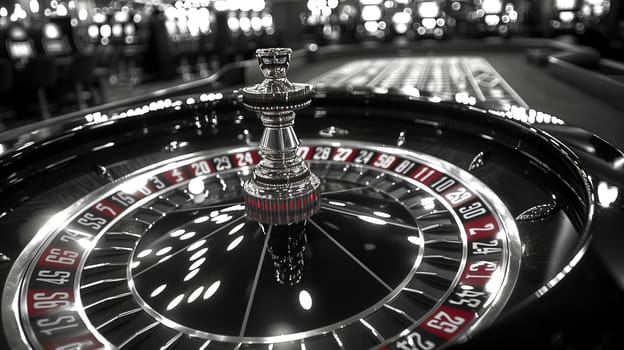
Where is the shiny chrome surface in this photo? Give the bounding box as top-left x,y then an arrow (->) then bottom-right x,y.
242,48 -> 321,225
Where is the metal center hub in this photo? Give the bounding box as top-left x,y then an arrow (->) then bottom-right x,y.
242,48 -> 321,225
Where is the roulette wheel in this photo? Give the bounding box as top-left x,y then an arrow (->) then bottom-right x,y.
0,47 -> 623,350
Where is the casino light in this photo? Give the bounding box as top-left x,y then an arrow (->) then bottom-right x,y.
401,86 -> 420,97
251,0 -> 265,12
100,24 -> 111,38
493,104 -> 565,125
166,294 -> 185,311
559,11 -> 575,22
44,24 -> 61,39
393,22 -> 409,34
407,236 -> 422,245
227,16 -> 240,31
164,5 -> 176,20
93,12 -> 106,23
418,1 -> 439,18
190,248 -> 208,262
176,11 -> 189,34
189,257 -> 206,271
150,284 -> 167,298
392,10 -> 411,24
261,14 -> 273,28
240,0 -> 252,11
194,216 -> 210,223
112,24 -> 123,37
392,10 -> 412,33
198,7 -> 210,33
228,222 -> 245,235
124,23 -> 135,36
361,5 -> 382,21
358,215 -> 387,225
10,4 -> 27,21
364,20 -> 379,32
187,287 -> 204,303
171,229 -> 186,237
212,213 -> 233,224
455,92 -> 476,105
118,175 -> 150,195
597,181 -> 619,208
188,237 -> 207,251
422,17 -> 436,29
156,247 -> 172,256
299,290 -> 313,310
226,235 -> 244,251
78,8 -> 88,21
338,4 -> 356,22
137,249 -> 152,258
251,16 -> 262,32
226,0 -> 240,11
374,211 -> 391,218
484,14 -> 500,26
239,16 -> 251,33
587,0 -> 608,16
114,10 -> 129,23
186,9 -> 201,36
180,231 -> 197,240
56,3 -> 67,16
29,0 -> 39,14
555,0 -> 577,10
203,281 -> 221,300
214,0 -> 227,11
482,0 -> 503,14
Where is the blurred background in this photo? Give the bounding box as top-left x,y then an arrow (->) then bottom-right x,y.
0,0 -> 621,130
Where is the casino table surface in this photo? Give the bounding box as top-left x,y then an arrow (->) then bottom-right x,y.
261,39 -> 624,152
